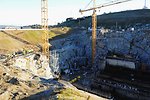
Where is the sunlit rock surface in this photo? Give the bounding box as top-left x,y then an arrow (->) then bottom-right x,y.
14,54 -> 53,79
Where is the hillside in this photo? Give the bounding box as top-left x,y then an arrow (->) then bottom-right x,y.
0,31 -> 25,53
0,28 -> 107,100
0,28 -> 70,54
59,9 -> 150,27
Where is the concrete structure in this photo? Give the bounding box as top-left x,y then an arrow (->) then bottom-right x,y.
106,57 -> 136,69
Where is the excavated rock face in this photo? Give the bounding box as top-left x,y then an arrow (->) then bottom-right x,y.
50,30 -> 92,74
96,24 -> 150,70
13,54 -> 53,79
50,24 -> 150,72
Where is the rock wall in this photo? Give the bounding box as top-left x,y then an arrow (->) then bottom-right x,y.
50,24 -> 150,72
50,30 -> 91,74
13,54 -> 53,79
96,24 -> 150,70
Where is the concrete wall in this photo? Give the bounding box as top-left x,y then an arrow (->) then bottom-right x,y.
106,58 -> 135,69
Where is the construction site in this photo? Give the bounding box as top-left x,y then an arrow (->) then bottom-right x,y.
1,0 -> 150,100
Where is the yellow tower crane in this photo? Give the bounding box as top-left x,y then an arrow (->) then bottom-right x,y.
41,0 -> 49,57
79,0 -> 132,65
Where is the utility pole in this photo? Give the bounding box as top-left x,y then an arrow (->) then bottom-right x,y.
41,0 -> 49,57
116,22 -> 118,31
143,0 -> 147,9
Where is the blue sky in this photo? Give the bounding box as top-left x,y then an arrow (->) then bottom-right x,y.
0,0 -> 149,25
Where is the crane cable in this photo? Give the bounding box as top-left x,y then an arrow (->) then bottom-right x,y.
97,0 -> 133,7
84,0 -> 93,9
80,0 -> 133,13
84,0 -> 131,10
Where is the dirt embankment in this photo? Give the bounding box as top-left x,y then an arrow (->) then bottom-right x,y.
0,30 -> 58,54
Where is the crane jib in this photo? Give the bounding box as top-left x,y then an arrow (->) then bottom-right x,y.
79,0 -> 133,13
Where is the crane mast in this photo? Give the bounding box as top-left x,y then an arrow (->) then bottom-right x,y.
92,0 -> 97,64
41,0 -> 49,57
79,0 -> 132,65
41,0 -> 48,29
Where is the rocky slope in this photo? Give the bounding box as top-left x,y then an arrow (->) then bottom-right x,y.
59,9 -> 150,27
0,28 -> 107,100
0,61 -> 106,100
0,61 -> 63,100
50,24 -> 150,72
96,24 -> 150,69
50,29 -> 91,74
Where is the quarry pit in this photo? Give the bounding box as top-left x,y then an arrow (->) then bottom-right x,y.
1,9 -> 150,100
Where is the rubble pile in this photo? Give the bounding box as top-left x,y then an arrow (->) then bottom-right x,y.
13,54 -> 53,79
0,62 -> 63,100
0,52 -> 62,99
0,62 -> 106,100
